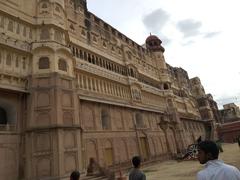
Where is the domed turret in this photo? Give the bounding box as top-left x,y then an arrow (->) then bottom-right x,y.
145,34 -> 165,52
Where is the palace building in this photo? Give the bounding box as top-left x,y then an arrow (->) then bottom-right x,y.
0,0 -> 220,179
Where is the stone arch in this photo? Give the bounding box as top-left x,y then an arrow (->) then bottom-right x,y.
101,108 -> 110,130
168,128 -> 177,154
163,83 -> 169,90
118,138 -> 128,163
135,112 -> 143,127
129,138 -> 139,157
39,57 -> 50,69
86,140 -> 98,165
56,48 -> 73,58
103,139 -> 114,166
160,135 -> 167,153
32,46 -> 55,54
149,137 -> 156,157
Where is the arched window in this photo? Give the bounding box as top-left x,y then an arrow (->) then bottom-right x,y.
39,57 -> 50,69
130,68 -> 134,77
58,59 -> 67,71
42,3 -> 48,9
40,1 -> 49,14
135,112 -> 144,128
40,28 -> 50,40
101,109 -> 110,130
7,20 -> 13,32
163,83 -> 169,90
6,54 -> 12,66
0,107 -> 7,124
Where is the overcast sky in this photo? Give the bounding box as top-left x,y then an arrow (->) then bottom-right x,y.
87,0 -> 240,108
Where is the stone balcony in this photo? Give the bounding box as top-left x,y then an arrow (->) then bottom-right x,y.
0,32 -> 31,52
0,72 -> 28,92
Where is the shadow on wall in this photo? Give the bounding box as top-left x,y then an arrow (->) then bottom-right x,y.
0,99 -> 17,124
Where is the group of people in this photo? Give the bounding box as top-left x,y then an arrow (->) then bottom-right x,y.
69,140 -> 240,180
129,140 -> 240,180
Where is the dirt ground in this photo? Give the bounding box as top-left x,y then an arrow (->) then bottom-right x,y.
142,143 -> 240,180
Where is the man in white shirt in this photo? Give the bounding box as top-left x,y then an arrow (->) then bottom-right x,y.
197,140 -> 240,180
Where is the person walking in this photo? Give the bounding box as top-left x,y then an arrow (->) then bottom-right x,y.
237,136 -> 240,148
70,170 -> 80,180
129,156 -> 146,180
197,140 -> 240,180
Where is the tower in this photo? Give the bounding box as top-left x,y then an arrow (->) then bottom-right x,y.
145,34 -> 170,89
24,0 -> 81,179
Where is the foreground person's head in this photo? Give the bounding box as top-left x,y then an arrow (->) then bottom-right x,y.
70,170 -> 80,180
198,140 -> 219,164
132,156 -> 142,168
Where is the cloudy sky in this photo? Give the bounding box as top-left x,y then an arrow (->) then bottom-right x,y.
87,0 -> 240,108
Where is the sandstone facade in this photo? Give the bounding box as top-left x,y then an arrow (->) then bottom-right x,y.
0,0 -> 220,179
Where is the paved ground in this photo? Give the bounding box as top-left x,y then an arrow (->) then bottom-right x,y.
142,143 -> 240,180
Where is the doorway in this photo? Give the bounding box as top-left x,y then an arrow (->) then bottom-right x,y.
140,137 -> 149,161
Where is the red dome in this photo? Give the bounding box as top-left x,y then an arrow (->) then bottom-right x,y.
145,34 -> 164,52
146,35 -> 162,43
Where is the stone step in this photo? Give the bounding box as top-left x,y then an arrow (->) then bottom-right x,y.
81,175 -> 108,180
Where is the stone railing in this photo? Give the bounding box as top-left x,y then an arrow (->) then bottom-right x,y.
0,33 -> 31,52
76,61 -> 128,84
